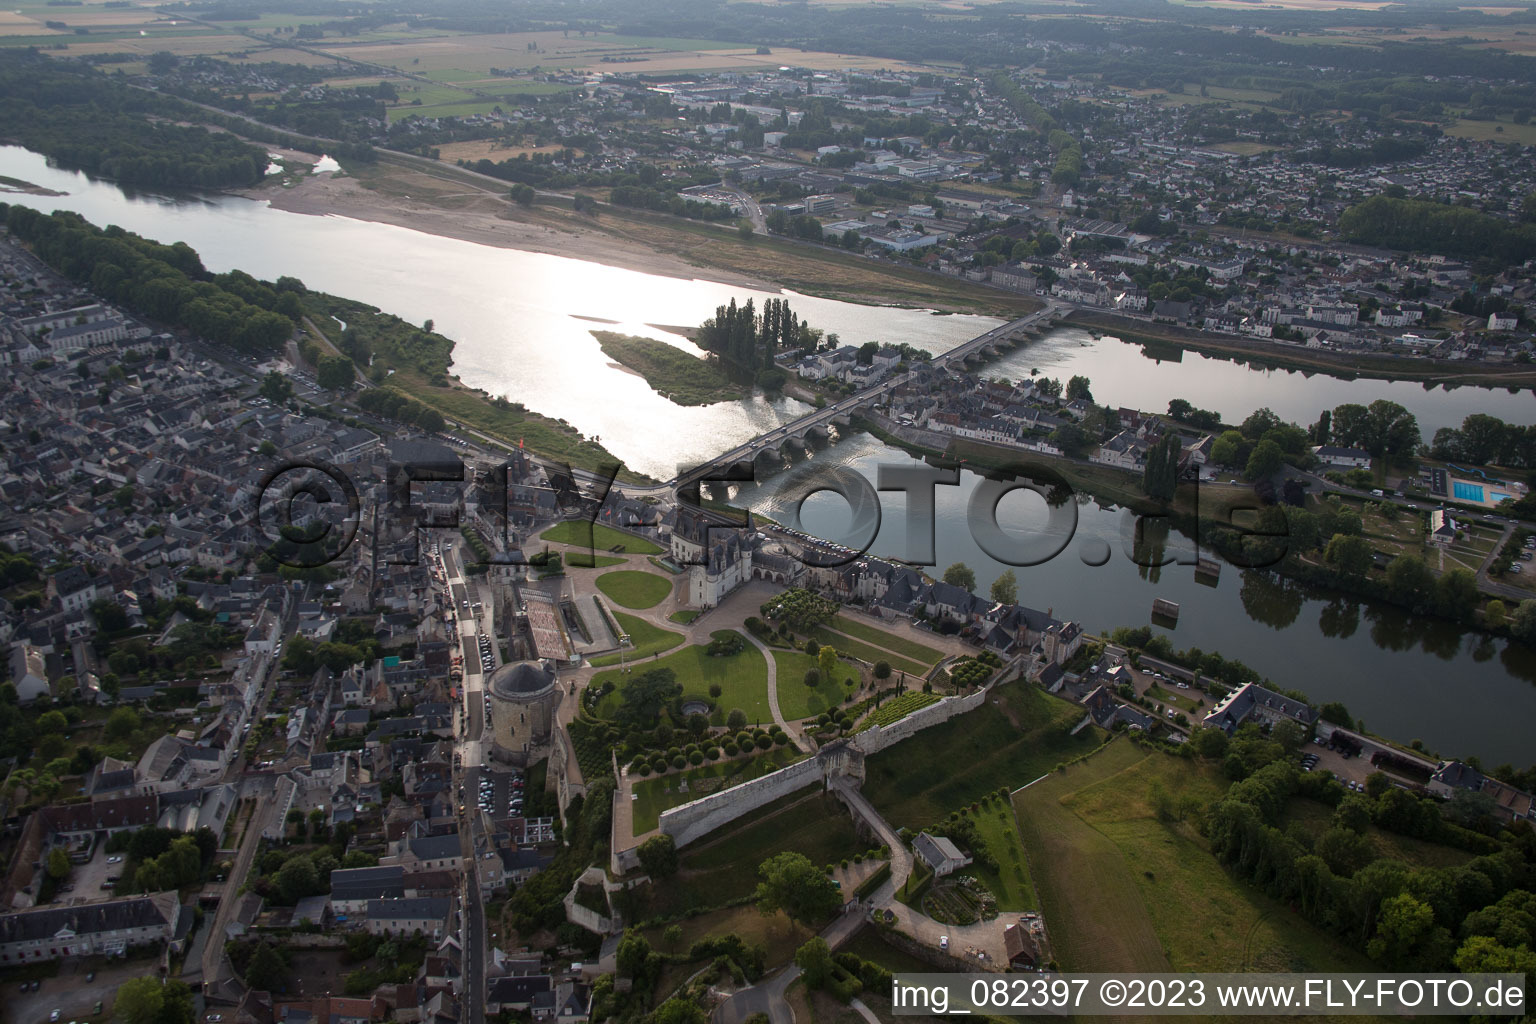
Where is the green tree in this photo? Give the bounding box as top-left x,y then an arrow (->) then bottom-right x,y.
1385,554 -> 1435,605
650,998 -> 708,1024
794,937 -> 835,989
258,370 -> 293,403
275,854 -> 320,904
817,645 -> 839,683
36,710 -> 67,734
637,834 -> 678,878
1433,568 -> 1479,619
1366,893 -> 1435,967
942,563 -> 976,591
1065,375 -> 1093,401
115,977 -> 165,1024
1244,438 -> 1285,481
754,851 -> 842,925
244,941 -> 288,991
46,846 -> 70,880
1323,534 -> 1374,580
1485,599 -> 1507,628
989,570 -> 1017,606
316,354 -> 354,390
872,660 -> 891,681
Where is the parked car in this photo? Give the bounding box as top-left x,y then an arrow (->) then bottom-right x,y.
939,936 -> 949,951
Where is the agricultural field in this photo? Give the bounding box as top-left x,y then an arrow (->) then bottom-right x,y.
862,682 -> 1102,828
630,745 -> 804,833
595,569 -> 673,610
592,630 -> 771,723
772,649 -> 862,721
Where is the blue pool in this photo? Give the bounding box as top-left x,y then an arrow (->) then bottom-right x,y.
1453,481 -> 1485,502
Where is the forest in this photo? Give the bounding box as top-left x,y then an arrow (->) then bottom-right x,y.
1339,195 -> 1536,264
0,53 -> 268,190
1,205 -> 298,354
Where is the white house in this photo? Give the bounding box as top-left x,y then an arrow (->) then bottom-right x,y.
913,832 -> 972,878
1311,445 -> 1371,470
7,644 -> 49,703
1429,509 -> 1457,546
1489,313 -> 1519,332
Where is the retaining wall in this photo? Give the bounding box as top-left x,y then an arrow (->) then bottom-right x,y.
655,688 -> 989,850
854,688 -> 988,755
658,755 -> 825,848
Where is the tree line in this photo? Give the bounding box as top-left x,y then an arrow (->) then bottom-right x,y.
697,297 -> 809,375
1339,194 -> 1536,265
0,206 -> 297,355
0,52 -> 268,190
1202,751 -> 1536,976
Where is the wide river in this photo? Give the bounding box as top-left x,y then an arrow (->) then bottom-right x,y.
3,146 -> 1533,764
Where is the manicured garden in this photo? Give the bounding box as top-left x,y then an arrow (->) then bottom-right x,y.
595,569 -> 673,609
828,613 -> 943,664
861,690 -> 938,729
630,746 -> 804,833
772,649 -> 860,720
593,630 -> 770,723
589,611 -> 683,665
540,520 -> 662,554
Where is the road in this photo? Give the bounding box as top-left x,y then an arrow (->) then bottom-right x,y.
714,781 -> 912,1024
436,538 -> 487,1024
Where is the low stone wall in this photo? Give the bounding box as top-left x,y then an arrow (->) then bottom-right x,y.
853,688 -> 988,756
658,755 -> 825,848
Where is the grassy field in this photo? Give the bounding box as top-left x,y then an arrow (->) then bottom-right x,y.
593,631 -> 770,723
592,331 -> 744,406
966,801 -> 1037,912
679,790 -> 865,899
595,569 -> 673,609
863,683 -> 1102,828
668,609 -> 700,624
540,521 -> 662,554
827,614 -> 944,664
1445,116 -> 1536,147
387,367 -> 636,479
630,746 -> 804,833
807,626 -> 929,678
1018,742 -> 1375,974
588,611 -> 682,666
772,649 -> 861,720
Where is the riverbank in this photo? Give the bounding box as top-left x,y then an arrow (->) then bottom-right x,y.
591,331 -> 746,407
846,413 -> 1520,638
1065,309 -> 1536,389
251,157 -> 1039,318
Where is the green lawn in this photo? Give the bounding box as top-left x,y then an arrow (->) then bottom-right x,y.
593,631 -> 770,724
773,650 -> 860,720
565,552 -> 625,568
1010,741 -> 1376,975
828,614 -> 943,664
589,611 -> 682,665
631,746 -> 804,833
541,520 -> 663,554
668,609 -> 700,624
862,683 -> 1102,829
807,626 -> 929,678
967,802 -> 1037,912
595,570 -> 673,609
